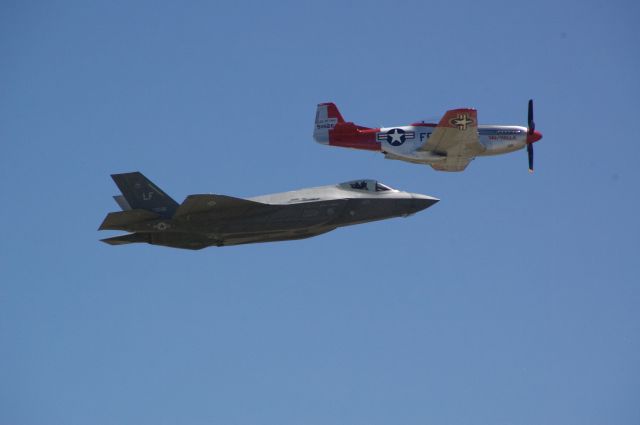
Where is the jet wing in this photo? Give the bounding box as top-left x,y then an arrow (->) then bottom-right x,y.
173,194 -> 270,218
101,232 -> 213,250
418,108 -> 485,172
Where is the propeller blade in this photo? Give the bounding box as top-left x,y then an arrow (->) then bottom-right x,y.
528,99 -> 535,134
527,143 -> 534,173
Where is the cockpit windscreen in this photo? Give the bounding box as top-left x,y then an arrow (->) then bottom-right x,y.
340,180 -> 394,192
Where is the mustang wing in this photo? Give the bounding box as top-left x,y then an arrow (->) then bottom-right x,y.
418,108 -> 485,172
429,157 -> 473,172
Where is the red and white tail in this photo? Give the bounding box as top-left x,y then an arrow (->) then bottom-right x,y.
313,102 -> 345,144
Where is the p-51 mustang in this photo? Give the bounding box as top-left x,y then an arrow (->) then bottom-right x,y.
99,172 -> 438,250
314,100 -> 543,172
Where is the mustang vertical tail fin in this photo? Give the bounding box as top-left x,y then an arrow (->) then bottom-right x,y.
111,172 -> 179,217
313,102 -> 346,144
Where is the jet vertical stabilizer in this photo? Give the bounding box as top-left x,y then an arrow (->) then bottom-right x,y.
111,172 -> 179,217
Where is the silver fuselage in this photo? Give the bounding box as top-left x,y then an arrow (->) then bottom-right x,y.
378,125 -> 528,161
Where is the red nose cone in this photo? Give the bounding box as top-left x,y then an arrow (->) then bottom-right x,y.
527,130 -> 543,144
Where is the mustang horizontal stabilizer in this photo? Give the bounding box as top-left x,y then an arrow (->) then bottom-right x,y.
173,194 -> 269,218
99,209 -> 160,230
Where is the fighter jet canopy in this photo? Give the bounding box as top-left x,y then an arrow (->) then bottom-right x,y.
339,179 -> 395,192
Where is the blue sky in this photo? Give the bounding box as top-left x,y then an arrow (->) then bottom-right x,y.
1,0 -> 639,424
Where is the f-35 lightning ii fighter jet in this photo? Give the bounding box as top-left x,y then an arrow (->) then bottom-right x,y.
99,172 -> 439,250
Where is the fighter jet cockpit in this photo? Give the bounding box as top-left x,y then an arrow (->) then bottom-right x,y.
339,179 -> 395,193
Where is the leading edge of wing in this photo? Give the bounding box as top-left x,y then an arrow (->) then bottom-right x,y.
173,194 -> 270,218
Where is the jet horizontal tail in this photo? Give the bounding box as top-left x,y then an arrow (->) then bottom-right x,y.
98,209 -> 160,231
101,233 -> 150,245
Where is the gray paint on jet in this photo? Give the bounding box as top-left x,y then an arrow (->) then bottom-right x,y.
99,172 -> 439,250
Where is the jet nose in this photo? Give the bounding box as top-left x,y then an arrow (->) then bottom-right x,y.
527,130 -> 543,143
411,194 -> 440,213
